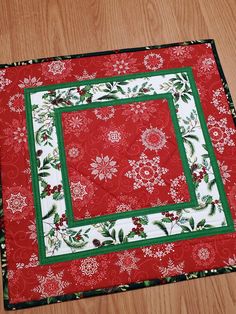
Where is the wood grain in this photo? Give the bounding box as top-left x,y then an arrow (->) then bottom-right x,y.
0,0 -> 236,313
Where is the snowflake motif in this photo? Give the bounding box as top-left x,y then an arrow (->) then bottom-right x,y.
70,181 -> 87,200
6,192 -> 27,214
144,53 -> 164,70
66,143 -> 84,162
218,161 -> 231,184
1,118 -> 27,153
159,259 -> 184,277
169,174 -> 189,203
18,76 -> 43,88
224,255 -> 236,266
125,153 -> 168,193
150,198 -> 168,207
75,69 -> 97,81
8,93 -> 25,113
192,243 -> 216,267
42,60 -> 72,81
0,69 -> 11,92
33,268 -> 69,298
197,56 -> 216,76
142,243 -> 175,260
103,53 -> 138,75
27,221 -> 37,244
211,87 -> 231,114
141,127 -> 167,151
63,111 -> 91,135
100,124 -> 128,149
107,194 -> 139,213
90,155 -> 118,181
80,257 -> 99,276
18,254 -> 39,269
94,106 -> 115,121
115,251 -> 140,275
169,46 -> 193,63
121,101 -> 157,123
207,115 -> 236,153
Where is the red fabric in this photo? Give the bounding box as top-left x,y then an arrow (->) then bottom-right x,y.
61,99 -> 190,220
0,43 -> 236,304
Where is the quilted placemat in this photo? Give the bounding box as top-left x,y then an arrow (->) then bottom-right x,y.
0,39 -> 236,310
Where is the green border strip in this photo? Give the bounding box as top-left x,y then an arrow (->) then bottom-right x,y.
24,67 -> 234,265
55,93 -> 197,227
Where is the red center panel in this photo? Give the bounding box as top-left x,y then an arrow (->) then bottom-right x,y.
61,99 -> 190,220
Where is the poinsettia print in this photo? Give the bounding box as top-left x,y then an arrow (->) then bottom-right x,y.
41,60 -> 72,81
159,259 -> 185,277
0,69 -> 11,92
32,268 -> 69,298
103,53 -> 138,75
4,185 -> 33,222
125,153 -> 168,193
8,94 -> 25,113
115,251 -> 140,275
211,87 -> 231,114
141,127 -> 167,151
192,243 -> 216,267
143,53 -> 164,70
93,106 -> 115,121
121,101 -> 157,123
90,155 -> 118,181
18,76 -> 43,88
207,115 -> 236,153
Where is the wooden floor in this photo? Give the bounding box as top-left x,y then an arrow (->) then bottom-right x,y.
0,0 -> 236,313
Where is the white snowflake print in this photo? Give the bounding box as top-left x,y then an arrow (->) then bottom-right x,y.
211,87 -> 231,115
121,101 -> 157,123
125,153 -> 168,193
218,161 -> 231,184
27,221 -> 37,244
169,46 -> 193,63
75,69 -> 97,81
107,194 -> 138,213
90,155 -> 118,181
6,192 -> 27,214
64,111 -> 91,135
70,181 -> 87,200
159,259 -> 184,277
103,53 -> 138,75
13,125 -> 27,144
33,268 -> 69,298
169,174 -> 188,203
141,127 -> 167,151
224,254 -> 236,266
48,60 -> 66,75
80,257 -> 99,276
207,115 -> 236,153
197,56 -> 217,77
68,146 -> 80,158
144,53 -> 164,70
0,69 -> 11,92
8,93 -> 25,113
107,130 -> 121,143
142,243 -> 175,260
115,251 -> 140,275
192,243 -> 215,266
18,76 -> 43,88
94,106 -> 115,121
